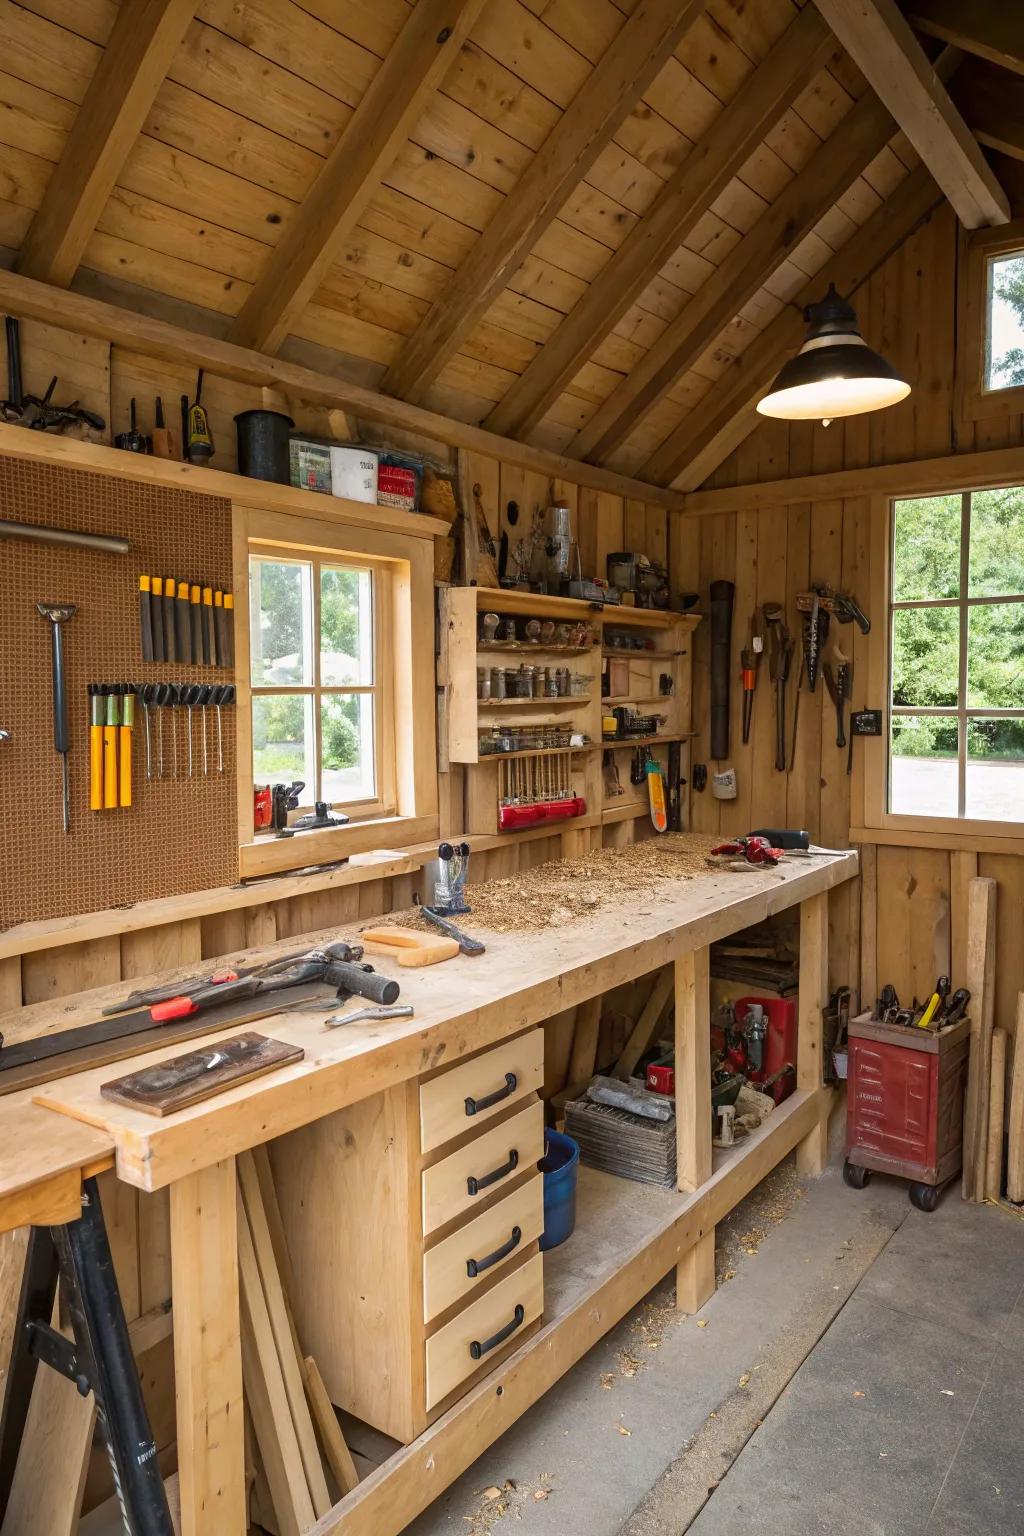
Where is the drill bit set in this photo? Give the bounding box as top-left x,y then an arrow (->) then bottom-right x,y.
497,749 -> 587,831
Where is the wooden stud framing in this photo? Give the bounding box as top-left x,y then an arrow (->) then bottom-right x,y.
170,1157 -> 245,1536
380,0 -> 710,404
796,892 -> 830,1176
229,0 -> 487,354
812,0 -> 1009,229
675,947 -> 712,1195
483,6 -> 834,440
574,91 -> 899,466
15,0 -> 195,287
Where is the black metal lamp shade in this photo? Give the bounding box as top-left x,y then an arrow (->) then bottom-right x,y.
757,284 -> 910,424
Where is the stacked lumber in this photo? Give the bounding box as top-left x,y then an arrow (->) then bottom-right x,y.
962,878 -> 997,1202
1007,996 -> 1024,1206
237,1148 -> 358,1532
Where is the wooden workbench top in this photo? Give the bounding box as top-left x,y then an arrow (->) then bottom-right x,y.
21,850 -> 857,1193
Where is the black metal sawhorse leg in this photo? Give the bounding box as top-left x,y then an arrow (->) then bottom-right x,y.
0,1176 -> 174,1535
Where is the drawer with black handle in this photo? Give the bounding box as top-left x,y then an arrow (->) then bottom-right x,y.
419,1028 -> 544,1153
424,1252 -> 543,1408
421,1099 -> 543,1235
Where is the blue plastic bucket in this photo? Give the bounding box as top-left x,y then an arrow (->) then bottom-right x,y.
539,1128 -> 579,1251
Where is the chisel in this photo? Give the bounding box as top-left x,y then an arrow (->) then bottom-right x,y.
223,591 -> 235,669
151,395 -> 173,459
151,576 -> 165,662
88,684 -> 103,811
119,686 -> 133,807
138,575 -> 154,662
202,586 -> 214,664
190,583 -> 202,662
104,689 -> 119,810
214,590 -> 226,666
163,577 -> 177,663
175,578 -> 192,664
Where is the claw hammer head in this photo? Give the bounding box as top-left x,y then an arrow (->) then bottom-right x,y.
36,601 -> 77,625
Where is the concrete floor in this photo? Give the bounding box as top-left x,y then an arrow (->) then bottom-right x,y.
410,1132 -> 1024,1536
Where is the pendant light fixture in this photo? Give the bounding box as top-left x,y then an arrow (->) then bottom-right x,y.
757,283 -> 909,427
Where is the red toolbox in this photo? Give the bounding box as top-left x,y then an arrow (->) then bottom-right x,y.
844,1010 -> 970,1211
734,996 -> 797,1104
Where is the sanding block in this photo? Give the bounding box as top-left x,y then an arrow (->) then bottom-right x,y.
360,925 -> 459,967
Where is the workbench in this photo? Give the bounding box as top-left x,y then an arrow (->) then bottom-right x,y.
0,847 -> 857,1536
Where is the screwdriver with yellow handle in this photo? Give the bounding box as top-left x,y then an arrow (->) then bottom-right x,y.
119,686 -> 134,807
88,684 -> 104,811
917,974 -> 950,1029
103,689 -> 120,810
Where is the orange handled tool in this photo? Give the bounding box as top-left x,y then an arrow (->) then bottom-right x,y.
119,687 -> 134,808
103,691 -> 119,810
88,685 -> 103,811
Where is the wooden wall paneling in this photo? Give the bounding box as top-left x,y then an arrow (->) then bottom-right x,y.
949,851 -> 979,991
978,855 -> 1024,1039
859,841 -> 878,1010
0,959 -> 21,1012
874,846 -> 951,1004
120,919 -> 202,980
138,1187 -> 173,1313
200,910 -> 248,960
21,936 -> 122,1005
749,449 -> 788,833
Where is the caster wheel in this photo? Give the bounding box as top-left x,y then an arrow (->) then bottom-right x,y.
909,1182 -> 939,1212
843,1160 -> 871,1189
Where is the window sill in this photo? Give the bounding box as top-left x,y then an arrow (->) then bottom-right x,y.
239,812 -> 440,880
851,825 -> 1024,857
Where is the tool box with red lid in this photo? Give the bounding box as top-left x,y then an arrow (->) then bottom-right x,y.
844,1010 -> 970,1211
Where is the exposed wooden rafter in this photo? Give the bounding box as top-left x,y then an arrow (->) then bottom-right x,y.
570,88 -> 898,469
0,268 -> 688,512
812,0 -> 1010,229
482,5 -> 834,440
15,0 -> 196,288
648,166 -> 944,491
907,0 -> 1024,77
380,0 -> 710,406
229,0 -> 486,355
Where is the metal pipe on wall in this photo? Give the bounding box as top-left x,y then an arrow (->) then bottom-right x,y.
0,517 -> 129,555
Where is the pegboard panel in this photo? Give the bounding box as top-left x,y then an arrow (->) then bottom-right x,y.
0,457 -> 237,929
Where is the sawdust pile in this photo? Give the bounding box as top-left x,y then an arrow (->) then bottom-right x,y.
430,833 -> 723,934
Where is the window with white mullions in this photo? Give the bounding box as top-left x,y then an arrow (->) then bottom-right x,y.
889,487 -> 1024,823
249,551 -> 388,816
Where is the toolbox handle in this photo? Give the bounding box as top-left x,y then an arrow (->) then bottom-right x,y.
467,1149 -> 518,1196
466,1225 -> 522,1279
470,1303 -> 525,1361
465,1072 -> 517,1117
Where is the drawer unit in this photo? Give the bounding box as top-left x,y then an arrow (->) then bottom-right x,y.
419,1028 -> 544,1153
424,1174 -> 543,1322
425,1253 -> 544,1409
272,1042 -> 545,1447
422,1099 -> 544,1235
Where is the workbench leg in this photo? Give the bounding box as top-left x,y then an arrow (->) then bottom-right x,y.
171,1158 -> 245,1536
796,891 -> 829,1178
676,1230 -> 715,1315
675,948 -> 715,1311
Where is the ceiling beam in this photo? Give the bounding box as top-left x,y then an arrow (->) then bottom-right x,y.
569,88 -> 897,469
229,0 -> 486,355
15,0 -> 195,288
812,0 -> 1009,228
482,6 -> 834,440
380,0 -> 709,406
0,268 -> 687,512
653,166 -> 943,492
953,60 -> 1024,165
907,0 -> 1024,77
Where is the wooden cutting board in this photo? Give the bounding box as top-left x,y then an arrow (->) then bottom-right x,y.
360,925 -> 459,967
99,1032 -> 304,1116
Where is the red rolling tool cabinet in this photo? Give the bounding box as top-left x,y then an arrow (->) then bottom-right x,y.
844,1011 -> 970,1211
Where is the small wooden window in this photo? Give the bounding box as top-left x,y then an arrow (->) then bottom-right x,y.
886,487 -> 1024,827
957,219 -> 1024,423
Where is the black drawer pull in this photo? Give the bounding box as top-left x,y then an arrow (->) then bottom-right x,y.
467,1149 -> 518,1196
467,1225 -> 522,1279
470,1303 -> 525,1361
465,1072 -> 517,1116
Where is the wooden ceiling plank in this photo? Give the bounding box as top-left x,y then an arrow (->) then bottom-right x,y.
907,0 -> 1024,78
379,0 -> 710,405
15,0 -> 196,287
571,87 -> 899,468
659,165 -> 944,492
812,0 -> 1010,228
0,265 -> 687,511
953,60 -> 1024,166
228,0 -> 486,354
481,5 -> 834,439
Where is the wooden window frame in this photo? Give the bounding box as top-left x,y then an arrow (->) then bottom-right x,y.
249,547 -> 395,822
956,217 -> 1024,425
233,503 -> 439,880
857,491 -> 1024,852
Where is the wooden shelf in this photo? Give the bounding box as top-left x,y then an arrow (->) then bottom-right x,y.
602,694 -> 674,706
478,745 -> 597,761
478,642 -> 595,656
471,587 -> 700,627
478,696 -> 588,708
602,733 -> 696,749
0,422 -> 449,541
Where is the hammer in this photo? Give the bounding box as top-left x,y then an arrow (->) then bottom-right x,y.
37,602 -> 77,832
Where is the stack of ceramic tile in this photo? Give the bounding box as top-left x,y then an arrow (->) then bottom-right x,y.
564,1096 -> 676,1187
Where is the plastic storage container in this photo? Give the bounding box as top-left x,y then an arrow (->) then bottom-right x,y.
539,1128 -> 579,1251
